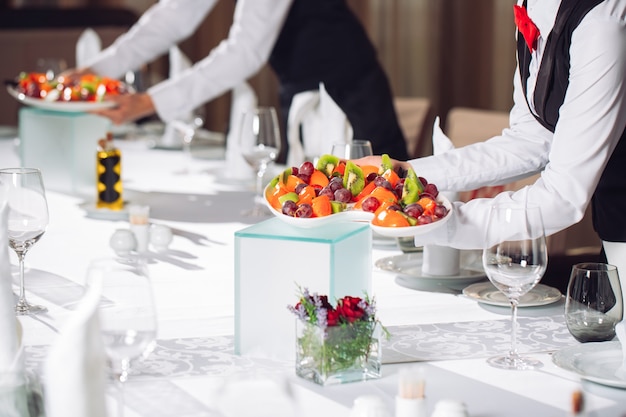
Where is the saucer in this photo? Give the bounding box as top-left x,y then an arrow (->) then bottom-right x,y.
375,252 -> 486,287
553,342 -> 626,389
79,202 -> 129,221
462,282 -> 562,307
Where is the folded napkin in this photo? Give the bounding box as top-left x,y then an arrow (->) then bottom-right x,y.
225,82 -> 257,180
44,278 -> 107,417
76,28 -> 102,69
0,192 -> 20,373
420,117 -> 461,276
161,46 -> 196,148
286,82 -> 353,166
616,321 -> 626,380
0,194 -> 31,417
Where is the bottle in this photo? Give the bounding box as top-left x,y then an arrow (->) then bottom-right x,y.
96,132 -> 123,210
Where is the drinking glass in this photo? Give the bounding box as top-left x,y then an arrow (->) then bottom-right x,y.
0,168 -> 49,315
482,203 -> 547,370
86,257 -> 157,417
565,263 -> 623,343
239,107 -> 281,216
330,140 -> 373,159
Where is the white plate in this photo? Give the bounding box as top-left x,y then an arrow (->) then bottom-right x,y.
7,85 -> 116,112
375,252 -> 486,287
79,202 -> 129,221
265,183 -> 451,234
552,342 -> 626,389
462,282 -> 562,307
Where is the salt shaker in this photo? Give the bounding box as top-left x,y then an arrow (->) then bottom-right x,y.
150,224 -> 173,252
430,400 -> 469,417
350,395 -> 392,417
109,229 -> 137,256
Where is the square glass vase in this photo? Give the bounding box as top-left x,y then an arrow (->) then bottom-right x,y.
295,319 -> 382,386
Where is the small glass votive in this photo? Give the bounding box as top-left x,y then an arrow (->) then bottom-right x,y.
128,204 -> 150,252
565,263 -> 624,342
0,371 -> 45,417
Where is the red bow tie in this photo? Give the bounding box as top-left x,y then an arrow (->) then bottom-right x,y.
514,5 -> 540,52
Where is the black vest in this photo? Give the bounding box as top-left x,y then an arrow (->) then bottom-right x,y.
268,0 -> 378,93
518,0 -> 626,242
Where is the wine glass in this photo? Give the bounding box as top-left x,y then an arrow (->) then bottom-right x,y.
330,140 -> 373,159
86,257 -> 157,417
482,203 -> 547,370
238,107 -> 281,216
0,168 -> 49,315
565,263 -> 623,342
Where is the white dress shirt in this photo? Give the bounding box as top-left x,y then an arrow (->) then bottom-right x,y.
413,0 -> 626,250
86,0 -> 293,123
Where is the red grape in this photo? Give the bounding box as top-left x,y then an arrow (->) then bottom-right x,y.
282,200 -> 298,216
361,197 -> 381,213
295,204 -> 313,218
299,161 -> 315,176
424,183 -> 438,197
334,188 -> 352,203
403,203 -> 424,219
295,183 -> 307,194
433,204 -> 448,219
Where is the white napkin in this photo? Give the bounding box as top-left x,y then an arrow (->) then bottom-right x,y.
0,188 -> 21,373
75,28 -> 102,69
286,82 -> 353,166
420,117 -> 461,276
161,46 -> 196,148
225,82 -> 257,180
615,320 -> 626,380
43,279 -> 108,417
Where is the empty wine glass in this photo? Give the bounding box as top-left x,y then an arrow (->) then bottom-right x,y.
86,257 -> 157,417
330,140 -> 373,159
0,168 -> 49,315
482,203 -> 547,370
565,263 -> 623,343
239,107 -> 281,216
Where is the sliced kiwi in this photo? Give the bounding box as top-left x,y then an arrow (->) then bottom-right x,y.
343,161 -> 365,197
278,192 -> 299,205
268,174 -> 280,189
279,167 -> 296,185
330,201 -> 347,213
316,154 -> 340,177
379,154 -> 393,174
400,168 -> 424,206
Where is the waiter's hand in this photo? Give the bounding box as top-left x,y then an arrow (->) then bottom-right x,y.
91,92 -> 156,125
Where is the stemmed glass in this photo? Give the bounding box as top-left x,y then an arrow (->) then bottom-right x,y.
330,140 -> 373,159
482,203 -> 547,370
238,106 -> 281,216
0,168 -> 49,315
86,257 -> 157,417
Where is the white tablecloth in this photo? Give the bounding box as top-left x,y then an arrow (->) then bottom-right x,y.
1,135 -> 625,417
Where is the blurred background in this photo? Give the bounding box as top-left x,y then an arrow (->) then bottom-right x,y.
0,0 -> 517,157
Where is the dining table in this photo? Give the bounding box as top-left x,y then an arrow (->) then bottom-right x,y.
1,123 -> 625,417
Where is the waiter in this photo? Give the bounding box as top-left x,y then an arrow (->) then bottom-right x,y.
358,0 -> 626,288
76,0 -> 409,161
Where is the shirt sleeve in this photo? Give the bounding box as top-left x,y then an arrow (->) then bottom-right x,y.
410,9 -> 626,249
148,0 -> 293,123
87,0 -> 219,78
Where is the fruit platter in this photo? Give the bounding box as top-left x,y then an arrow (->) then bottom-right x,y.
264,154 -> 452,237
6,71 -> 130,112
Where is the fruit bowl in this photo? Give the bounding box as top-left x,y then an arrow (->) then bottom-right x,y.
369,194 -> 453,237
264,183 -> 452,234
264,186 -> 374,228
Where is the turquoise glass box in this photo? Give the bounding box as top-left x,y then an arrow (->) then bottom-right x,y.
234,217 -> 372,360
18,107 -> 110,197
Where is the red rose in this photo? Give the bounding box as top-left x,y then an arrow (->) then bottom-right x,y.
336,296 -> 366,323
326,309 -> 339,326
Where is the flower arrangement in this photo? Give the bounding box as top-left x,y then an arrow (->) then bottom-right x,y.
288,286 -> 388,385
